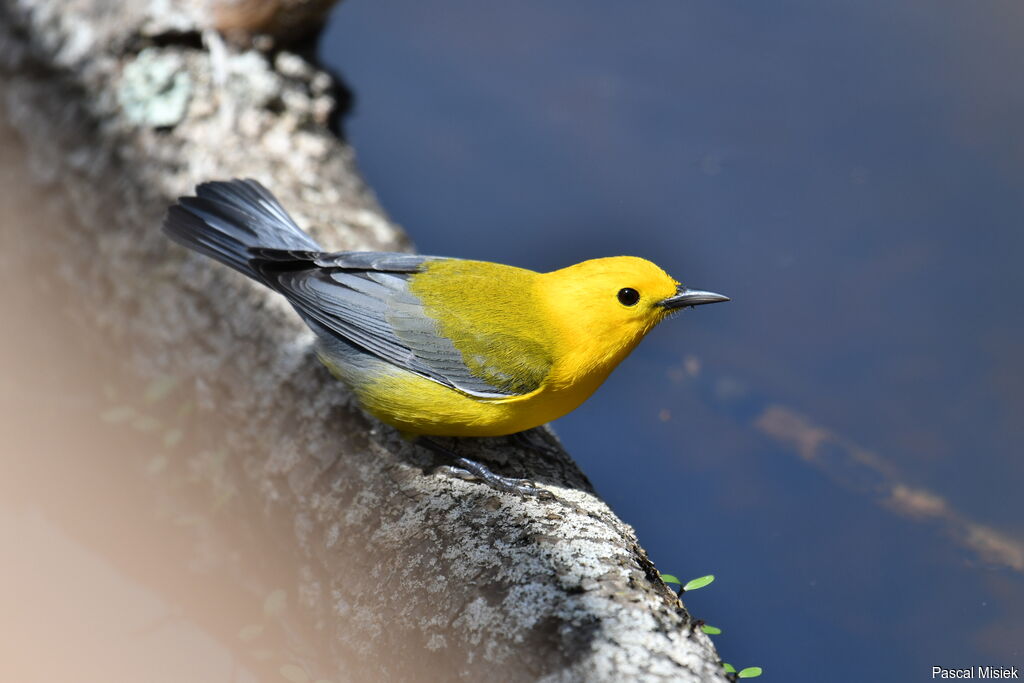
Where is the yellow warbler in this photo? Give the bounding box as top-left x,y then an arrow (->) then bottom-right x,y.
164,179 -> 728,440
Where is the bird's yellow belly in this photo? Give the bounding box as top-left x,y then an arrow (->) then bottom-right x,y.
351,366 -> 604,437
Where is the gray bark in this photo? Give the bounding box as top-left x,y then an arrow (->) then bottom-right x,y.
0,0 -> 727,680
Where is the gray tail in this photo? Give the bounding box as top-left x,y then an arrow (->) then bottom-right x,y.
163,178 -> 323,282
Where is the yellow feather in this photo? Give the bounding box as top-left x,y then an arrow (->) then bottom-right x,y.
347,256 -> 682,437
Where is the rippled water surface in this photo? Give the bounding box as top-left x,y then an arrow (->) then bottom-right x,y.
321,2 -> 1024,679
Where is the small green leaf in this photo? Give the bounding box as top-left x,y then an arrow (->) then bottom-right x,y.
700,624 -> 722,635
144,375 -> 179,403
660,574 -> 681,585
683,574 -> 715,592
264,588 -> 287,617
738,667 -> 763,678
723,662 -> 736,673
279,664 -> 309,682
100,406 -> 135,423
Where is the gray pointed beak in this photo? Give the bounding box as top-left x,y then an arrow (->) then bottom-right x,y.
658,285 -> 730,310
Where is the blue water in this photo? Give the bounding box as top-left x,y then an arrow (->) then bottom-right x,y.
320,2 -> 1024,680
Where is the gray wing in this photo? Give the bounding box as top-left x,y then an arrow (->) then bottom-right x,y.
251,250 -> 528,398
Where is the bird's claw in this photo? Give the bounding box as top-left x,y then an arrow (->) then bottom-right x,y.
445,457 -> 555,501
417,437 -> 555,500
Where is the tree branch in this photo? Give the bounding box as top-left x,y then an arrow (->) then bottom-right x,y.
0,1 -> 726,679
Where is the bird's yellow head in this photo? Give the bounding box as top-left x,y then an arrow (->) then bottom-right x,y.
540,256 -> 728,378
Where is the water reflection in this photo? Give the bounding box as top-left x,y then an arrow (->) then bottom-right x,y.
673,355 -> 1024,572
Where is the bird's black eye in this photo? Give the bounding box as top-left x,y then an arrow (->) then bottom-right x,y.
617,287 -> 640,306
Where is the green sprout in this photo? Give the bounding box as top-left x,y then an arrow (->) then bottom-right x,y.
659,573 -> 715,593
659,573 -> 763,678
723,663 -> 764,679
683,574 -> 715,592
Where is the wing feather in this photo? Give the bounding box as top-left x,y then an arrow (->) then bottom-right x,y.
252,250 -> 536,398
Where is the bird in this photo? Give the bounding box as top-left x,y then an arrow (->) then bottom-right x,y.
163,179 -> 728,495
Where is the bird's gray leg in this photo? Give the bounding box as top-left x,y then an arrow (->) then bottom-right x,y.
418,438 -> 555,500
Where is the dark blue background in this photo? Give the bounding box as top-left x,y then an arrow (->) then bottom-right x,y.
320,2 -> 1024,680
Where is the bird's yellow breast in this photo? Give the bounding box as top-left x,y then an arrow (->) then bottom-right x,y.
347,360 -> 616,437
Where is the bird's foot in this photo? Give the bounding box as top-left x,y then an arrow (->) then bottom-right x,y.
439,457 -> 555,500
419,438 -> 554,500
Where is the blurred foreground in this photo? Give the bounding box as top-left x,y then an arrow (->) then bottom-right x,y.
0,125 -> 305,683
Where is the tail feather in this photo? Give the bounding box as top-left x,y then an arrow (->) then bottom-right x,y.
163,179 -> 323,282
